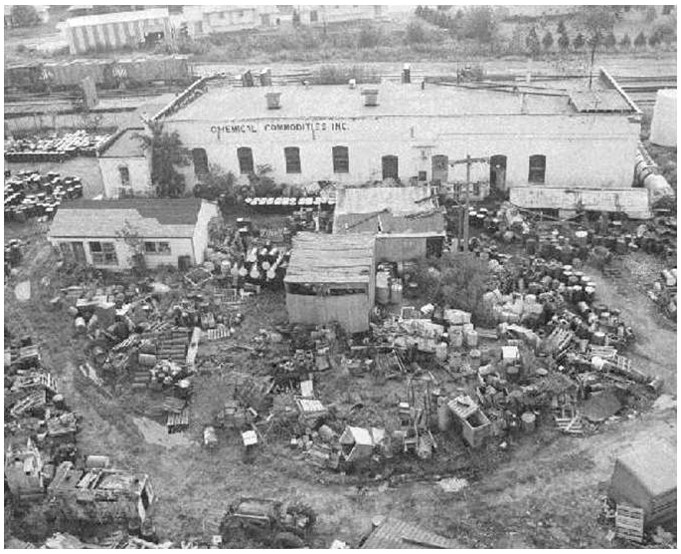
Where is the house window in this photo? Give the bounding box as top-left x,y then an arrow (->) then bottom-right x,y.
118,165 -> 130,188
192,148 -> 209,176
89,242 -> 118,266
144,242 -> 171,255
284,147 -> 301,174
237,147 -> 254,174
332,146 -> 349,173
528,154 -> 546,184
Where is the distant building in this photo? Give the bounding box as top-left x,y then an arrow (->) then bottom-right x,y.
97,128 -> 152,199
47,461 -> 154,525
170,5 -> 277,38
156,68 -> 650,218
61,8 -> 172,54
48,198 -> 219,270
296,5 -> 386,26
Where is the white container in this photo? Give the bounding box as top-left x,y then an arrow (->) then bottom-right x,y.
650,89 -> 677,147
465,329 -> 478,348
435,342 -> 448,361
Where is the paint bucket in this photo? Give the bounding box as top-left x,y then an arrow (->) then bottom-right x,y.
74,317 -> 86,334
521,412 -> 536,433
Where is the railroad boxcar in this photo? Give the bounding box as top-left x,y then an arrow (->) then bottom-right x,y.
4,63 -> 47,92
43,59 -> 115,90
112,55 -> 191,86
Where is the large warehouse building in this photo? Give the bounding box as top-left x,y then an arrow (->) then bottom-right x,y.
154,67 -> 650,217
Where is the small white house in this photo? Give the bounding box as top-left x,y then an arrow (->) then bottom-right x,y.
48,198 -> 219,270
98,128 -> 152,199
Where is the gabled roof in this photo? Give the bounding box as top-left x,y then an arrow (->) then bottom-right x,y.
98,128 -> 146,158
361,517 -> 460,549
333,187 -> 445,235
284,232 -> 374,284
49,198 -> 204,239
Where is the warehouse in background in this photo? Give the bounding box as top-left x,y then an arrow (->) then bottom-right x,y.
155,67 -> 652,218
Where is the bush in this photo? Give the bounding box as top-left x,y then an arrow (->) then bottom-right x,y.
634,31 -> 647,48
357,24 -> 382,49
558,31 -> 570,51
312,64 -> 380,85
405,20 -> 431,45
525,27 -> 540,56
10,5 -> 41,27
619,33 -> 632,48
542,30 -> 554,50
604,31 -> 617,49
573,32 -> 586,50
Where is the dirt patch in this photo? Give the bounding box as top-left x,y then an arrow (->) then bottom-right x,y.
132,417 -> 197,449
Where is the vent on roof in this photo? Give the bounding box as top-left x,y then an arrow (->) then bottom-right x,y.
266,92 -> 282,110
362,88 -> 379,107
402,63 -> 411,84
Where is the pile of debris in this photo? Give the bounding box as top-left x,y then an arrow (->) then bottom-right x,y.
647,267 -> 677,319
5,169 -> 83,223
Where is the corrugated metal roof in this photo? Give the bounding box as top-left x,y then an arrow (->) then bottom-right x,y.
284,232 -> 374,284
616,440 -> 676,497
361,517 -> 460,549
48,198 -> 203,239
65,8 -> 169,27
333,187 -> 445,235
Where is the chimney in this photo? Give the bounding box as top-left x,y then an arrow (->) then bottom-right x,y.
362,88 -> 379,107
259,68 -> 272,87
242,70 -> 254,87
402,63 -> 411,84
348,78 -> 356,89
266,91 -> 282,109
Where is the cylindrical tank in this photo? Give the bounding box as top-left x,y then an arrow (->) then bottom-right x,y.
650,89 -> 677,147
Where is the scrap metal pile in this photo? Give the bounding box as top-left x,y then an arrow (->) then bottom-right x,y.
5,130 -> 111,162
5,169 -> 83,223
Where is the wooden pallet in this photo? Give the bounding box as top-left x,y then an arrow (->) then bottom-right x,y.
10,389 -> 46,417
167,408 -> 189,434
204,324 -> 230,342
615,504 -> 644,543
555,410 -> 584,435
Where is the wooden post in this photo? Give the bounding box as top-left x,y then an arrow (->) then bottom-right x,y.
464,154 -> 471,253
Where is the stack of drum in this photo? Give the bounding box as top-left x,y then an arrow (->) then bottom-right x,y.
4,170 -> 82,223
5,130 -> 110,162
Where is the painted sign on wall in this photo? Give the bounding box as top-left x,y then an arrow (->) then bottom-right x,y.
210,120 -> 349,139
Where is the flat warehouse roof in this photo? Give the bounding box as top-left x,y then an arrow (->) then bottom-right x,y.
163,81 -> 576,122
285,232 -> 374,284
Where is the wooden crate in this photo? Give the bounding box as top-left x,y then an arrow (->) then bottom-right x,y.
615,504 -> 644,543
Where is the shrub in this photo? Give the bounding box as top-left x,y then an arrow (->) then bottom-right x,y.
558,31 -> 570,51
525,26 -> 540,56
573,32 -> 586,50
619,33 -> 631,48
405,20 -> 431,45
542,30 -> 554,50
634,31 -> 647,48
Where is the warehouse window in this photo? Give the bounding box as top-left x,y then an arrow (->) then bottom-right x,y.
192,148 -> 209,176
382,155 -> 399,181
332,146 -> 349,173
144,242 -> 171,255
528,154 -> 546,184
118,165 -> 130,188
89,242 -> 118,266
237,147 -> 254,174
284,147 -> 301,174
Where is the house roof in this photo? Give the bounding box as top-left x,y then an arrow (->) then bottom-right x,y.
49,198 -> 204,239
616,440 -> 676,497
284,232 -> 374,284
65,8 -> 169,27
361,517 -> 460,549
98,128 -> 146,158
162,81 -> 575,123
333,187 -> 445,235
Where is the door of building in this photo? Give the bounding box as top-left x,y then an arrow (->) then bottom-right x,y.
490,155 -> 507,191
72,242 -> 86,264
432,154 -> 449,184
382,155 -> 398,181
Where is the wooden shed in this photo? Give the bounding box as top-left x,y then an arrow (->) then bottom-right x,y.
333,187 -> 445,262
284,233 -> 375,333
609,440 -> 676,527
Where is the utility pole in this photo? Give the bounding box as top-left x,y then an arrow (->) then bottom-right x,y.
450,155 -> 489,253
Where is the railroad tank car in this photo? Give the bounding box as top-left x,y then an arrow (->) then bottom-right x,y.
4,63 -> 47,92
112,55 -> 191,86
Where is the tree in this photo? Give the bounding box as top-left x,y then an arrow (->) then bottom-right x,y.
193,164 -> 237,211
604,31 -> 617,49
357,24 -> 381,48
558,31 -> 571,51
619,33 -> 632,48
573,32 -> 586,50
525,26 -> 541,56
556,20 -> 566,35
10,5 -> 41,27
463,6 -> 498,47
405,20 -> 430,45
116,221 -> 147,275
137,122 -> 189,198
652,21 -> 676,44
542,30 -> 554,50
634,31 -> 647,48
648,32 -> 660,48
577,7 -> 618,88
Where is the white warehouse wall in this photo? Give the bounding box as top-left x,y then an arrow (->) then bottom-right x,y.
99,156 -> 153,198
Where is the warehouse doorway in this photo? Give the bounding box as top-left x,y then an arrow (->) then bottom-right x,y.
382,155 -> 398,181
490,155 -> 507,191
432,154 -> 449,185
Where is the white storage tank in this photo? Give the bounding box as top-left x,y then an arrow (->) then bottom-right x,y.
650,89 -> 677,147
